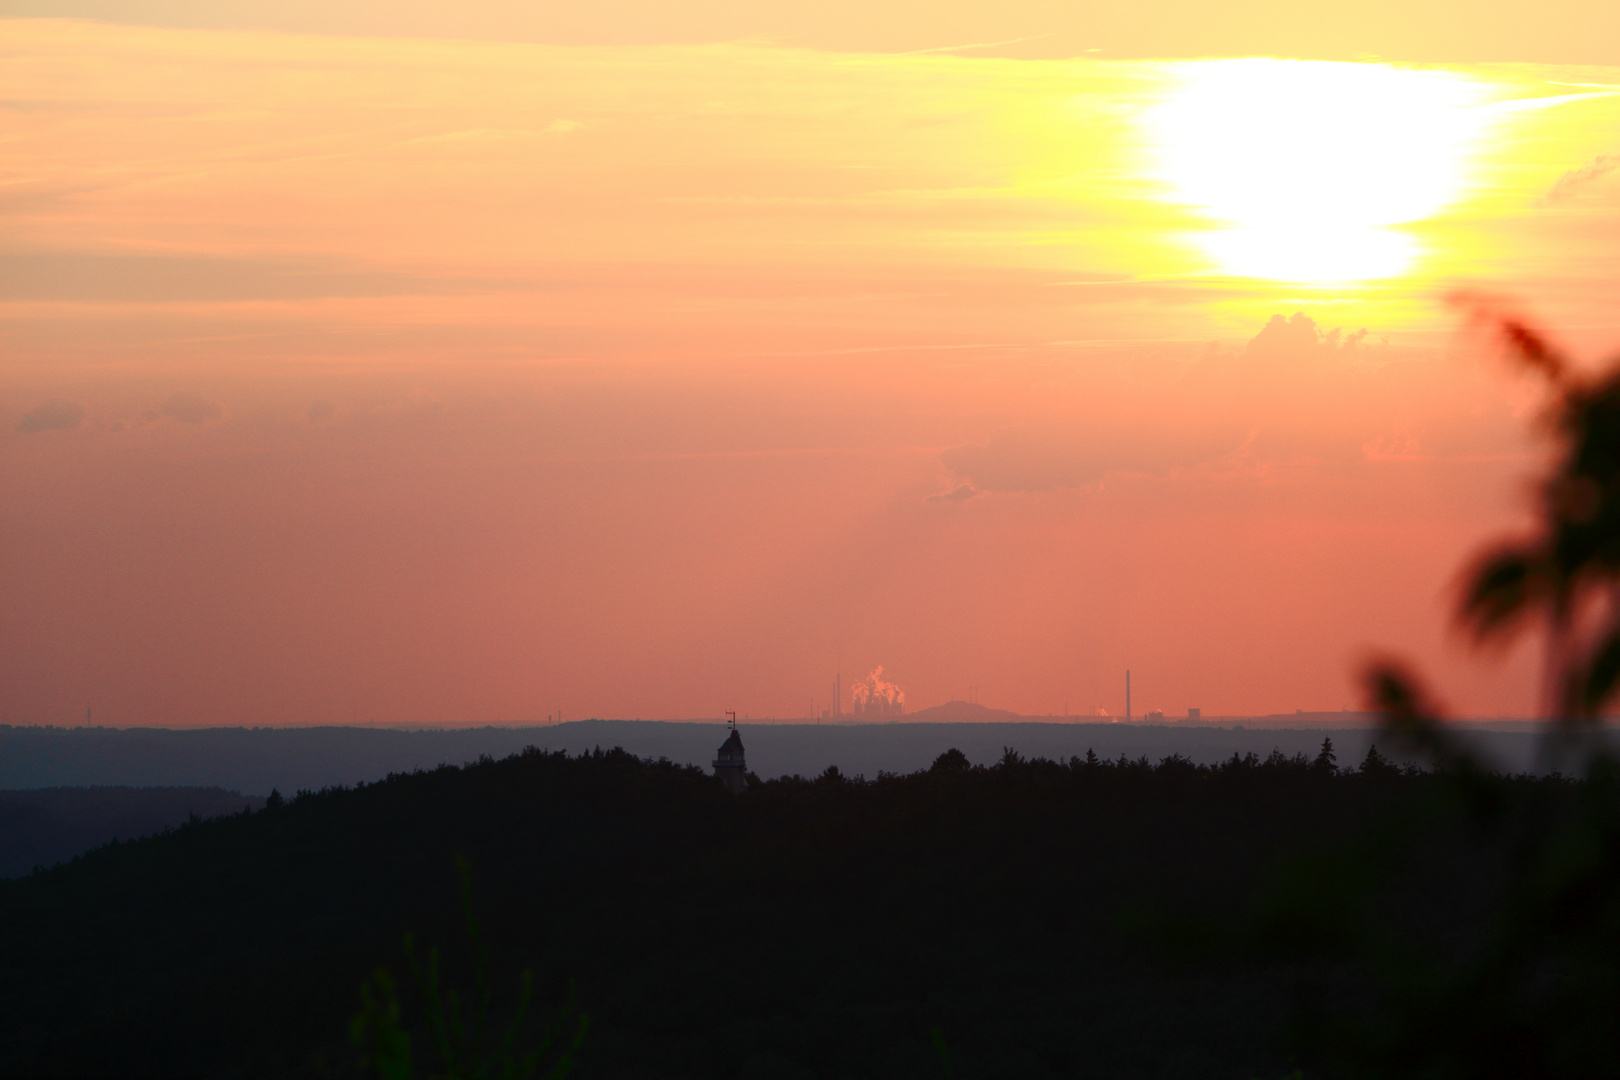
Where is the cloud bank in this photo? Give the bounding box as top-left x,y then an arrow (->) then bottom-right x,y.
160,392 -> 224,425
18,399 -> 85,433
933,311 -> 1519,500
939,426 -> 1242,496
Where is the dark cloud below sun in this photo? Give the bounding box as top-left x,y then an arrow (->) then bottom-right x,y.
18,399 -> 85,433
160,391 -> 225,425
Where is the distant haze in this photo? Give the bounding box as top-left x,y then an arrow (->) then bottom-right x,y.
0,721 -> 1599,796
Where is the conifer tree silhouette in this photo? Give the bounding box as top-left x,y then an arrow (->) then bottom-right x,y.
1311,737 -> 1337,775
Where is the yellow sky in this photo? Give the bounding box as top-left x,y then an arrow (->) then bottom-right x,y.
5,20 -> 1616,364
5,0 -> 1620,63
3,14 -> 1620,724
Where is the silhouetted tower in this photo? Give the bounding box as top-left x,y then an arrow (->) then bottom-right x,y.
713,711 -> 747,794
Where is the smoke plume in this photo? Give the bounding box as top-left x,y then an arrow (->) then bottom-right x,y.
852,665 -> 905,718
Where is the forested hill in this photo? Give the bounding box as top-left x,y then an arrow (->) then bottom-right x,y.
0,743 -> 1496,1080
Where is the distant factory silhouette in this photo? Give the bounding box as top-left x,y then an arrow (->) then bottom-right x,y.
819,665 -> 908,720
851,666 -> 905,718
803,666 -> 1205,724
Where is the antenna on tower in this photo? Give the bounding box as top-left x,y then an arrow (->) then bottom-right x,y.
725,710 -> 737,730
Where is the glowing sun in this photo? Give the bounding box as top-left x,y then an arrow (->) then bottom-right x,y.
1145,59 -> 1491,283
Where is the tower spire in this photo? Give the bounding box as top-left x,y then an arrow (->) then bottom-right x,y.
712,715 -> 747,794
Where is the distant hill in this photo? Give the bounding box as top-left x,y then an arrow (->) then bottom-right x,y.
901,700 -> 1023,722
0,786 -> 262,878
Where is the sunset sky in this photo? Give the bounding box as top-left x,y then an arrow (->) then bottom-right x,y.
4,0 -> 1619,726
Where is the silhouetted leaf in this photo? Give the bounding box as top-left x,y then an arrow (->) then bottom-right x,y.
1579,623 -> 1620,716
1458,545 -> 1541,641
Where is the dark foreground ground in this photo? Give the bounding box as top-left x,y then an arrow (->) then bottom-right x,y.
0,747 -> 1495,1080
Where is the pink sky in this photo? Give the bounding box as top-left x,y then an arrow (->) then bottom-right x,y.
4,11 -> 1619,725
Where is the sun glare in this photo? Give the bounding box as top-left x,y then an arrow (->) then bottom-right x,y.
1145,59 -> 1492,283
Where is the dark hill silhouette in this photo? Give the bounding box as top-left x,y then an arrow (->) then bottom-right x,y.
0,742 -> 1515,1079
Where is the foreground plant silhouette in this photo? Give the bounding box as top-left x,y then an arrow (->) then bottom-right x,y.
1264,309 -> 1620,1079
1453,305 -> 1620,719
351,857 -> 588,1080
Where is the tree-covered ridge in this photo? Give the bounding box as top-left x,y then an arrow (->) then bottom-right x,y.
0,740 -> 1553,1080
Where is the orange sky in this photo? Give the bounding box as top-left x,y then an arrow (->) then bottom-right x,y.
3,5 -> 1619,725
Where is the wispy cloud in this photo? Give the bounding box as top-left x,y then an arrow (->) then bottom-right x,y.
897,35 -> 1053,56
928,482 -> 979,502
1538,154 -> 1618,206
